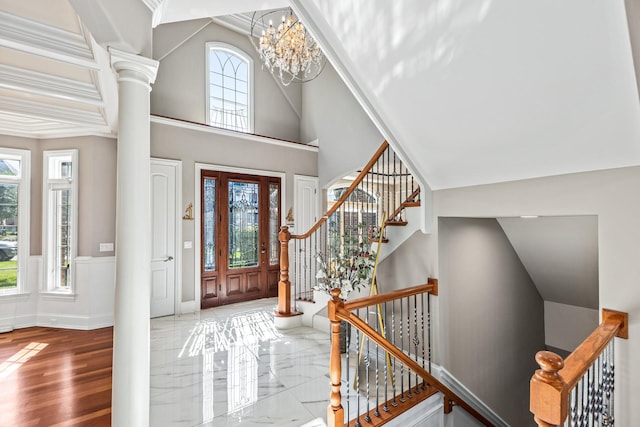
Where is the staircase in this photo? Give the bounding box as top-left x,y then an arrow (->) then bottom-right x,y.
272,141 -> 500,426
274,141 -> 630,427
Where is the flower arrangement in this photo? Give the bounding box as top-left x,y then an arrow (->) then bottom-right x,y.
315,250 -> 376,300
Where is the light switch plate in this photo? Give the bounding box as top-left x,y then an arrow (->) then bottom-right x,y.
99,242 -> 114,252
184,241 -> 193,249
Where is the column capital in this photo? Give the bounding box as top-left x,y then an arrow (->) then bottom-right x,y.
109,47 -> 159,85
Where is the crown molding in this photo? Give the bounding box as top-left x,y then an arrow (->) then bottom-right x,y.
0,11 -> 98,69
141,0 -> 168,28
212,14 -> 254,36
0,64 -> 103,107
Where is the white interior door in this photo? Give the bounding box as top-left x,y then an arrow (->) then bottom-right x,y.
150,160 -> 178,318
294,175 -> 319,234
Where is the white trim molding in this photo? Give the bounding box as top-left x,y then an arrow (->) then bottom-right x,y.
0,64 -> 104,106
0,10 -> 97,69
0,95 -> 107,127
436,366 -> 510,427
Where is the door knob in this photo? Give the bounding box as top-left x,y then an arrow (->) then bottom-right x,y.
164,256 -> 174,262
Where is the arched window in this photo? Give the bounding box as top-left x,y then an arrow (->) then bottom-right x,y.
206,42 -> 253,133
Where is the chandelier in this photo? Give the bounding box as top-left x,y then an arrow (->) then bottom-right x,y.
250,8 -> 325,86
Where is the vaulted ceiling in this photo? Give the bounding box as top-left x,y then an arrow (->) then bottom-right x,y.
1,0 -> 639,192
292,0 -> 640,189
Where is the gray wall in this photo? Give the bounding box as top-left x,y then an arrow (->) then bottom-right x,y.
151,19 -> 301,142
151,120 -> 318,302
0,135 -> 116,258
300,62 -> 384,189
41,137 -> 117,258
424,165 -> 640,426
439,217 -> 544,426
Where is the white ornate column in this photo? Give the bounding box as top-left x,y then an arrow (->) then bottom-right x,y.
109,48 -> 158,427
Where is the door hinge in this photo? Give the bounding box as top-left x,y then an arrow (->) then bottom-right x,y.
219,284 -> 221,291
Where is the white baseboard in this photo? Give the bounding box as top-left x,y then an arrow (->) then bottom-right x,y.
392,392 -> 444,427
0,313 -> 37,331
88,313 -> 114,329
37,312 -> 113,330
180,300 -> 197,314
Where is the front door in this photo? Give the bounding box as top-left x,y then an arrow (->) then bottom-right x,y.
200,171 -> 280,308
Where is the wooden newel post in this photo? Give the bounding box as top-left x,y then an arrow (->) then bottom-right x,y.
530,351 -> 567,427
327,288 -> 345,427
277,226 -> 292,316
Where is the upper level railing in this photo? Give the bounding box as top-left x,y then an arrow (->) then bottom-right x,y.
326,283 -> 494,426
530,309 -> 628,426
278,140 -> 421,312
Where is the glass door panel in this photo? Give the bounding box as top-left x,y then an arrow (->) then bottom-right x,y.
203,178 -> 216,272
268,183 -> 279,266
228,181 -> 259,269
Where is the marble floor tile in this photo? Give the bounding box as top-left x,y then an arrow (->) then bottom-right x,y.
150,298 -> 332,427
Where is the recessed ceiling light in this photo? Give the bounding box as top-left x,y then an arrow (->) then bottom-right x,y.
520,215 -> 539,219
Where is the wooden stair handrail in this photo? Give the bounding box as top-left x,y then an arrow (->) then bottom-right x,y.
291,140 -> 389,239
327,289 -> 493,427
530,308 -> 628,426
343,281 -> 436,311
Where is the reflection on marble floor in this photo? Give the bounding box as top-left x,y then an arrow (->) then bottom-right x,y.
150,298 -> 331,427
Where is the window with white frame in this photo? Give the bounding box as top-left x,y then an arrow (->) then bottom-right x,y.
0,148 -> 29,295
43,150 -> 77,293
206,42 -> 253,133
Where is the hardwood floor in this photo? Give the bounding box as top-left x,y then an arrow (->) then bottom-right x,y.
0,327 -> 113,426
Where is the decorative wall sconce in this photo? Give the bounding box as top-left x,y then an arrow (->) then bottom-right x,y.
183,203 -> 194,220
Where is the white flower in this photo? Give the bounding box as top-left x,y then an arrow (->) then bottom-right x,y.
313,249 -> 375,299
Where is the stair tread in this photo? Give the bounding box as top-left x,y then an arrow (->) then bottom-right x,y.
402,201 -> 421,208
369,238 -> 389,243
385,220 -> 408,226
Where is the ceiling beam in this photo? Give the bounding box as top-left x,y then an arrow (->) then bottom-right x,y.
0,64 -> 104,107
0,11 -> 98,69
0,95 -> 107,127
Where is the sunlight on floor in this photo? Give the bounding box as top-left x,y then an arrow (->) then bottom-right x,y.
178,309 -> 281,357
0,342 -> 48,379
